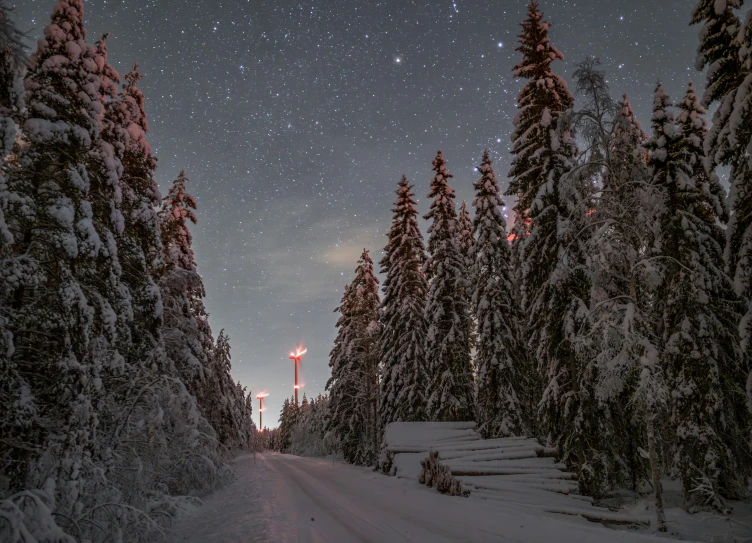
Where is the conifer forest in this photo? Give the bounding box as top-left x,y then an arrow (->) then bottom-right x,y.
3,0 -> 752,541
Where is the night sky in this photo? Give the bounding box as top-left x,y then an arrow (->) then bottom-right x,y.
14,0 -> 700,427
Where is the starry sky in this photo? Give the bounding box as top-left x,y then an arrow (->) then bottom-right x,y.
14,0 -> 701,427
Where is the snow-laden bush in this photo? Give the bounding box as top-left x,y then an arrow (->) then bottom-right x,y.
0,480 -> 74,543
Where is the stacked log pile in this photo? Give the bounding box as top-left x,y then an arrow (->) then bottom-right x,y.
381,422 -> 649,527
379,421 -> 481,476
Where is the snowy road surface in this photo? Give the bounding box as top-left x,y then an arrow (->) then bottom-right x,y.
171,452 -> 671,543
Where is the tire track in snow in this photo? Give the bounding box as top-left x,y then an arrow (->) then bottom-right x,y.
267,455 -> 377,542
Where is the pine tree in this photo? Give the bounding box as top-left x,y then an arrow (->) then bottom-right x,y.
653,82 -> 751,508
507,2 -> 591,472
379,176 -> 429,425
423,151 -> 474,422
327,250 -> 381,465
472,150 -> 527,438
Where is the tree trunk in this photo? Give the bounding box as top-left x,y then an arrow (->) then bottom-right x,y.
647,417 -> 666,532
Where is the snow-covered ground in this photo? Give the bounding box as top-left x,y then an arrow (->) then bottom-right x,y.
621,479 -> 752,543
171,453 -> 684,543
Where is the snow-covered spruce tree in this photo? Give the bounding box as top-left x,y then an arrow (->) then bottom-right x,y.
608,94 -> 649,186
735,7 -> 752,372
652,82 -> 751,509
327,250 -> 381,465
568,59 -> 658,494
289,394 -> 312,455
0,0 -> 25,133
0,0 -> 25,258
506,0 -> 573,275
691,0 -> 744,108
0,0 -> 146,536
158,172 -> 228,435
0,4 -> 75,539
580,90 -> 665,495
378,176 -> 429,426
505,0 -> 567,443
233,381 -> 257,449
471,150 -> 527,438
691,0 -> 746,233
457,200 -> 478,360
160,170 -> 200,272
262,426 -> 284,452
507,2 -> 592,476
692,1 -> 752,399
244,389 -> 259,450
210,329 -> 253,450
105,63 -> 165,370
1,3 -> 237,538
423,151 -> 474,422
96,46 -> 234,534
327,282 -> 351,409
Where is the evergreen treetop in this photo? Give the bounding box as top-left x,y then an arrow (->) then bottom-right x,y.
424,150 -> 456,278
161,170 -> 198,271
507,0 -> 574,207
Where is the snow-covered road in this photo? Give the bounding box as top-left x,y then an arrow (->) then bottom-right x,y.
171,453 -> 669,543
